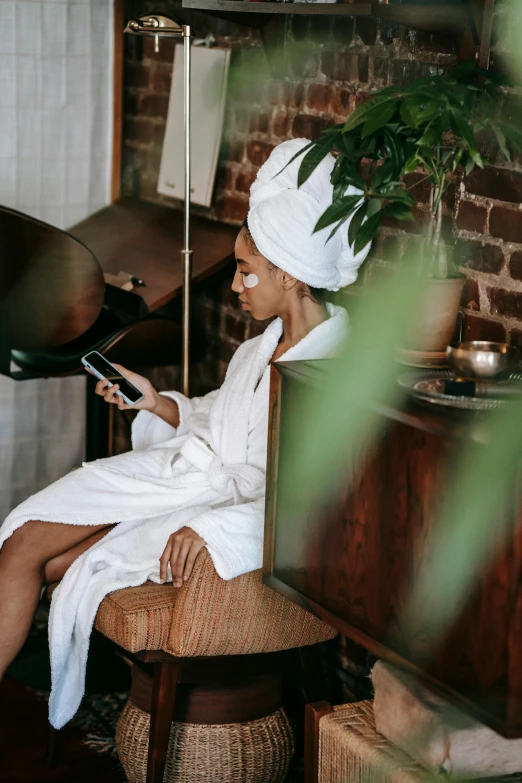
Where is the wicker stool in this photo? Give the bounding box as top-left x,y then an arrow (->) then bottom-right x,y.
117,699 -> 294,783
48,549 -> 336,783
307,700 -> 522,783
116,656 -> 294,783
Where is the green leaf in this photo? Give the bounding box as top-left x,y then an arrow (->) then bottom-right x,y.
498,122 -> 522,155
348,203 -> 368,249
343,88 -> 400,133
416,102 -> 444,125
361,100 -> 397,138
450,109 -> 477,153
354,210 -> 383,255
380,187 -> 415,205
313,194 -> 362,233
400,101 -> 417,128
326,215 -> 350,243
384,202 -> 414,222
297,134 -> 337,188
371,160 -> 394,189
383,127 -> 404,178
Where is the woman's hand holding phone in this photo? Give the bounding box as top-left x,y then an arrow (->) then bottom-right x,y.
94,364 -> 157,412
92,364 -> 180,428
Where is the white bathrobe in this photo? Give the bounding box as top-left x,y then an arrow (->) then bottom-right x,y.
0,302 -> 348,728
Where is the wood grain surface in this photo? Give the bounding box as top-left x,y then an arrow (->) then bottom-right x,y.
264,360 -> 522,737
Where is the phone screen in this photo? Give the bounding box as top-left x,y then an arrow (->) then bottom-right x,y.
83,352 -> 143,404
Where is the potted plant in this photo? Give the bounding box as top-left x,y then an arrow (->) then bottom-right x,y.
294,62 -> 522,352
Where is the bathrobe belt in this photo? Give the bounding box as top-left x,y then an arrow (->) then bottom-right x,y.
179,433 -> 264,504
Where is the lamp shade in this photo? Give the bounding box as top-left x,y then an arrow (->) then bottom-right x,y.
124,14 -> 184,38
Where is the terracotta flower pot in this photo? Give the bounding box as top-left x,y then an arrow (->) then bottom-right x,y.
405,277 -> 464,353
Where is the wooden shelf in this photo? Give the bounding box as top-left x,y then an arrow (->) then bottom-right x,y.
182,0 -> 476,40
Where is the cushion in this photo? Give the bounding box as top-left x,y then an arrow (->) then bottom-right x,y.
372,660 -> 522,778
48,549 -> 336,657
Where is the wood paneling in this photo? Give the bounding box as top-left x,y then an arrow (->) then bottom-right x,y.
264,359 -> 522,737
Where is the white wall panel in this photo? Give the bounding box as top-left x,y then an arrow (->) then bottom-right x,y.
0,0 -> 114,520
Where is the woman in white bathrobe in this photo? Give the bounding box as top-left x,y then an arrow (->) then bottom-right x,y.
0,139 -> 370,727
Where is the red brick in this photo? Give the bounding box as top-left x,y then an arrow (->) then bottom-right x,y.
332,87 -> 353,116
284,82 -> 305,109
235,107 -> 249,134
223,165 -> 236,192
124,117 -> 155,145
334,52 -> 360,82
403,173 -> 431,205
307,83 -> 332,113
123,91 -> 139,116
292,113 -> 332,140
139,93 -> 169,118
236,170 -> 257,194
456,200 -> 487,234
246,141 -> 274,167
510,250 -> 522,282
150,65 -> 172,94
216,195 -> 248,223
249,112 -> 270,134
490,206 -> 522,243
124,61 -> 150,89
463,313 -> 506,342
153,123 -> 166,146
456,239 -> 504,274
373,56 -> 389,84
355,16 -> 378,45
143,36 -> 175,63
266,80 -> 284,106
288,45 -> 320,80
272,108 -> 289,138
461,276 -> 480,311
228,140 -> 245,164
332,16 -> 354,45
465,166 -> 522,204
225,314 -> 247,342
488,287 -> 522,320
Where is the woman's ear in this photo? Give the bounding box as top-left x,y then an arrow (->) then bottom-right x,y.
280,271 -> 298,290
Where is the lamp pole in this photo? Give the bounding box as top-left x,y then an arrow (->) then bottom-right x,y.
124,15 -> 193,396
181,25 -> 192,397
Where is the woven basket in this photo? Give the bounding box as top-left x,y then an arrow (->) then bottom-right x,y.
116,698 -> 295,783
319,700 -> 439,783
318,701 -> 522,783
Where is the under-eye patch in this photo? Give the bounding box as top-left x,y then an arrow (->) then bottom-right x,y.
243,273 -> 259,289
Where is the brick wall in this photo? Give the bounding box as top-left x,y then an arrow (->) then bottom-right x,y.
122,0 -> 522,373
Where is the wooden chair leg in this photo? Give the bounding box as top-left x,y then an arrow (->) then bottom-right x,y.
147,660 -> 182,783
304,701 -> 333,783
299,643 -> 329,704
46,726 -> 61,767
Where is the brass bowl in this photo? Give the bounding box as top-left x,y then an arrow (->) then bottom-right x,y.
446,341 -> 520,379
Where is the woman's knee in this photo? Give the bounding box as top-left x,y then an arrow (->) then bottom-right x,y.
2,521 -> 56,568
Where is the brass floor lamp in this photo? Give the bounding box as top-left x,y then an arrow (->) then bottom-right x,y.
124,14 -> 193,396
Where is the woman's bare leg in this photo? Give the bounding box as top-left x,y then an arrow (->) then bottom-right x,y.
0,520 -> 113,679
44,524 -> 115,584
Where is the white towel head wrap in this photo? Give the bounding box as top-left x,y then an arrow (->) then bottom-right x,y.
247,138 -> 371,292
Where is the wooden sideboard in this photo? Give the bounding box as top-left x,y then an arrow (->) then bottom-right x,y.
263,359 -> 522,738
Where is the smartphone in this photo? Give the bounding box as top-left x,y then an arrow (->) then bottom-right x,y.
81,351 -> 144,406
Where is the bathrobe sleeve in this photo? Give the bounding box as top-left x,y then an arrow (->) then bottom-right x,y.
131,388 -> 220,451
183,404 -> 270,581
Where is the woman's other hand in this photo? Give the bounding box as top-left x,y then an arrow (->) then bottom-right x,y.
159,527 -> 206,587
93,364 -> 158,412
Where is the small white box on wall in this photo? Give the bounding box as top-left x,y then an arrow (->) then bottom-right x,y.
158,45 -> 231,208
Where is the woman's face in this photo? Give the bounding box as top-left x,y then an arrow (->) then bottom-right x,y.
232,229 -> 286,321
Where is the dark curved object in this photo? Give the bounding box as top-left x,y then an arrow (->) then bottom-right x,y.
12,311 -> 182,376
0,205 -> 105,351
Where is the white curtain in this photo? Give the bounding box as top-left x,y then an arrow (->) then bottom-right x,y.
0,0 -> 113,519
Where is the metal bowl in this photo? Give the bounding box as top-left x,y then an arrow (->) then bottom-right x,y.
446,341 -> 520,379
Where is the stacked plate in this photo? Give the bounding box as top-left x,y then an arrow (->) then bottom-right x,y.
398,342 -> 522,411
